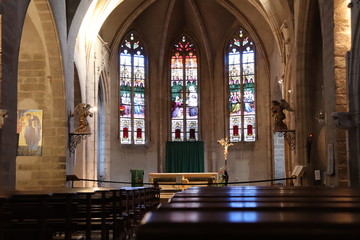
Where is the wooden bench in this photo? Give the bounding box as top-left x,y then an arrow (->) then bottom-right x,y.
0,186 -> 160,240
137,186 -> 360,239
157,201 -> 360,211
1,191 -> 55,240
137,209 -> 360,239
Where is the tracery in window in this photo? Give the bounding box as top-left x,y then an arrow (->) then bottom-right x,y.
228,29 -> 256,142
170,35 -> 199,141
119,32 -> 146,144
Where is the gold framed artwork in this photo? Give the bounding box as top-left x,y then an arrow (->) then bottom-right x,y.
17,110 -> 43,156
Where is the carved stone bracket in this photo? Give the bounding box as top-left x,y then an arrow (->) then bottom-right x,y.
274,130 -> 296,150
69,132 -> 91,153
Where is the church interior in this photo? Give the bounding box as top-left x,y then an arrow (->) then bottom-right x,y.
1,0 -> 360,239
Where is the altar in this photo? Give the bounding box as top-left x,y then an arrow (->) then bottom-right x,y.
149,172 -> 218,202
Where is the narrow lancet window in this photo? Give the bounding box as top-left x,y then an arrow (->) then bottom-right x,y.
227,29 -> 256,142
170,35 -> 199,141
119,32 -> 146,144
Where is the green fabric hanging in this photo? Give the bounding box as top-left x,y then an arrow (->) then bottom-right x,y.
165,141 -> 204,173
130,169 -> 144,187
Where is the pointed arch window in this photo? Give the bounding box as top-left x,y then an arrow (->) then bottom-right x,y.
170,35 -> 199,141
119,32 -> 146,144
227,29 -> 256,142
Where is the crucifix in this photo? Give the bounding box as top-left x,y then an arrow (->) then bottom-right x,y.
218,137 -> 233,185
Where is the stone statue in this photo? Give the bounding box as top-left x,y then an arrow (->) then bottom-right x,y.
72,103 -> 93,133
271,99 -> 294,131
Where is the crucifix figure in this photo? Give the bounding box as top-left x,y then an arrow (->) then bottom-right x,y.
218,137 -> 233,185
218,137 -> 233,162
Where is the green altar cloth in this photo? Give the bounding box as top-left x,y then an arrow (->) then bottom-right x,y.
165,141 -> 204,173
130,169 -> 144,187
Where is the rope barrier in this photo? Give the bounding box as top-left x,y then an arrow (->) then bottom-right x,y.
67,176 -> 296,186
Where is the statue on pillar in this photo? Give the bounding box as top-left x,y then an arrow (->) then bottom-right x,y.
72,103 -> 93,133
271,99 -> 294,131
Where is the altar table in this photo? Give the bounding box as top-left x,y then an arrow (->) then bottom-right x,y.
148,172 -> 218,201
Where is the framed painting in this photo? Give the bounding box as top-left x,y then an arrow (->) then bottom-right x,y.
17,110 -> 43,156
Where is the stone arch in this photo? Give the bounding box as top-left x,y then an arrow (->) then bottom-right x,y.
16,0 -> 66,189
102,0 -> 280,182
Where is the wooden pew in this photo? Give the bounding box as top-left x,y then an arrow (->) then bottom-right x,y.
1,190 -> 75,240
0,186 -> 160,240
65,186 -> 159,239
169,196 -> 360,203
137,209 -> 360,239
137,186 -> 360,240
71,187 -> 150,240
158,201 -> 360,211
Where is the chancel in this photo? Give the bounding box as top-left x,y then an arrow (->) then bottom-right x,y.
1,0 -> 360,239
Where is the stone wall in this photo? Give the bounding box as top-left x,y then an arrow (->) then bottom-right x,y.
15,0 -> 66,190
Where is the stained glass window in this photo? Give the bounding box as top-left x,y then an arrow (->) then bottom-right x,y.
170,36 -> 199,141
228,29 -> 256,142
119,32 -> 146,144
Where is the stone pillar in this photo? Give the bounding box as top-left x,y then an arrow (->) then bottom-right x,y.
320,0 -> 350,186
333,0 -> 351,186
348,0 -> 360,186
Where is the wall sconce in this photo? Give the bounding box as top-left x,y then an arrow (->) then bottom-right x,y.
0,109 -> 8,128
315,111 -> 325,124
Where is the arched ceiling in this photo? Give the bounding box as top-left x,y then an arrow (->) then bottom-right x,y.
77,0 -> 294,58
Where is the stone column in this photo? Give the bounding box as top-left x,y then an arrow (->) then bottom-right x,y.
333,0 -> 351,186
320,0 -> 350,186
